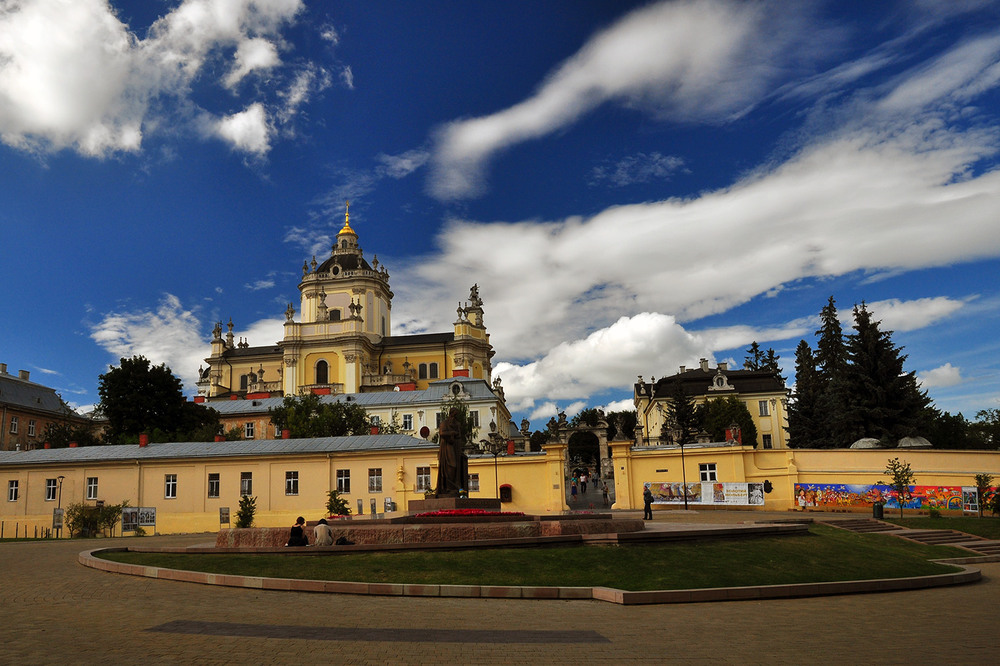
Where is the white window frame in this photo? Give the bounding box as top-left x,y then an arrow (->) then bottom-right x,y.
244,422 -> 255,439
337,469 -> 351,494
758,400 -> 770,417
8,480 -> 19,502
240,472 -> 253,496
285,471 -> 299,496
699,463 -> 717,482
370,415 -> 381,426
86,477 -> 98,500
368,468 -> 382,493
402,414 -> 413,430
27,420 -> 36,437
208,473 -> 220,498
468,474 -> 480,493
45,478 -> 57,501
9,416 -> 17,434
164,474 -> 177,499
416,466 -> 431,491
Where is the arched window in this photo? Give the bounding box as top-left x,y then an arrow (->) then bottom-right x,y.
418,363 -> 428,380
316,360 -> 329,385
240,374 -> 249,391
429,362 -> 439,379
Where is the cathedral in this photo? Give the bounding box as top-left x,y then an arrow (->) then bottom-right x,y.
197,208 -> 497,403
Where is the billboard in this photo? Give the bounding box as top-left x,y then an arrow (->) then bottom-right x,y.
793,483 -> 965,510
646,482 -> 764,506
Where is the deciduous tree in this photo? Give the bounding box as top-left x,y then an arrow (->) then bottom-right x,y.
268,393 -> 370,438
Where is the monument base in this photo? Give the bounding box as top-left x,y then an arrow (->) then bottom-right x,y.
407,497 -> 502,513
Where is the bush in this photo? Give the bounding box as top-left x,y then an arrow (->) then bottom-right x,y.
65,501 -> 127,537
928,507 -> 942,519
235,495 -> 257,528
326,490 -> 351,516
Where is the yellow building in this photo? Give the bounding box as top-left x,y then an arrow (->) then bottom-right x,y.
634,359 -> 790,449
197,207 -> 495,402
0,434 -> 568,536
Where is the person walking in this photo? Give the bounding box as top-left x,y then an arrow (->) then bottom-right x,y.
570,482 -> 578,503
643,485 -> 653,520
602,481 -> 610,507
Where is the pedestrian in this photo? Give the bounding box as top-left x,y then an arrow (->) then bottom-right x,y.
570,482 -> 578,503
602,482 -> 610,507
643,486 -> 653,520
581,472 -> 588,494
313,518 -> 334,546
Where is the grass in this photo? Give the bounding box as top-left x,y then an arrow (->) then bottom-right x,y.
885,516 -> 1000,541
98,524 -> 971,591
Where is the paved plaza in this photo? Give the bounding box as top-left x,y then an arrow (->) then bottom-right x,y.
1,511 -> 997,664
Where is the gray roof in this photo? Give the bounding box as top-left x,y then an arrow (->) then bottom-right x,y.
205,376 -> 500,415
0,372 -> 76,416
0,433 -> 435,467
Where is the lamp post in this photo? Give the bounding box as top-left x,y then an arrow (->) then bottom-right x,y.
56,475 -> 65,538
678,442 -> 688,510
485,421 -> 505,499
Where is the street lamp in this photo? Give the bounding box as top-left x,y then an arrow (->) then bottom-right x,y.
485,421 -> 506,499
56,475 -> 65,538
678,442 -> 689,510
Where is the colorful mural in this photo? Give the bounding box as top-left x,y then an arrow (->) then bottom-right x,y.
794,483 -> 965,510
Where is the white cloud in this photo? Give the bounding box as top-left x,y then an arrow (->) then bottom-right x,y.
854,297 -> 969,332
589,152 -> 686,187
377,150 -> 430,179
90,294 -> 208,392
429,0 -> 818,199
340,65 -> 355,90
244,279 -> 276,291
918,363 -> 964,389
214,103 -> 271,155
0,0 -> 306,157
224,38 -> 280,89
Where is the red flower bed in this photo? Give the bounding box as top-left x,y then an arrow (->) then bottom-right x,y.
413,509 -> 525,518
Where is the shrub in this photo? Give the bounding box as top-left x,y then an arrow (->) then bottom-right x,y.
235,495 -> 257,528
928,507 -> 942,519
65,501 -> 127,537
326,490 -> 350,516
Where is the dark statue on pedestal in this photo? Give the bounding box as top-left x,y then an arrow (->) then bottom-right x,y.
436,408 -> 469,496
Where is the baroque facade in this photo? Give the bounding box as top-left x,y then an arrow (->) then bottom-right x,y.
634,359 -> 790,449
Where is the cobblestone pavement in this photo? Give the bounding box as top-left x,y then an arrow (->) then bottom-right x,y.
2,512 -> 997,664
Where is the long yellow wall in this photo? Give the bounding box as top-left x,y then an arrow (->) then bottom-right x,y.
611,443 -> 1000,512
1,440 -> 569,536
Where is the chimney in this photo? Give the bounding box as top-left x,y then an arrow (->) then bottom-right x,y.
44,442 -> 51,449
18,370 -> 30,381
0,363 -> 7,374
69,441 -> 78,448
139,433 -> 149,447
282,429 -> 291,439
718,362 -> 728,371
699,358 -> 709,372
679,365 -> 686,374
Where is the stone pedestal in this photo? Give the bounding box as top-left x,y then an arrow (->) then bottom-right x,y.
407,497 -> 502,513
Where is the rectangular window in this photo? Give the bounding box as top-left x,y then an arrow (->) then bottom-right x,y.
418,363 -> 428,380
469,410 -> 480,428
9,416 -> 17,434
436,412 -> 443,427
429,362 -> 439,379
758,400 -> 770,417
416,466 -> 431,491
370,415 -> 381,426
28,420 -> 36,437
45,478 -> 57,501
699,463 -> 717,482
86,477 -> 98,500
285,471 -> 299,496
244,422 -> 255,439
164,474 -> 177,499
240,472 -> 253,496
468,474 -> 480,492
368,468 -> 382,493
402,414 -> 413,430
274,425 -> 281,438
337,469 -> 351,493
208,473 -> 220,498
762,434 -> 773,449
8,480 -> 19,502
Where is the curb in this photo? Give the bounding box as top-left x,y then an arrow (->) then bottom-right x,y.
79,547 -> 983,605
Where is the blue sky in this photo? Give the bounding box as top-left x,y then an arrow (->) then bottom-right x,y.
2,0 -> 1000,430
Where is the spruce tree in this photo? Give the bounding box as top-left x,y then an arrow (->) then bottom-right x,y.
844,303 -> 931,443
787,340 -> 821,448
666,380 -> 698,444
743,341 -> 764,370
813,296 -> 853,447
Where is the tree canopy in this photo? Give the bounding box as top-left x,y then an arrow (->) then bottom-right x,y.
268,393 -> 370,438
97,356 -> 220,444
698,396 -> 758,447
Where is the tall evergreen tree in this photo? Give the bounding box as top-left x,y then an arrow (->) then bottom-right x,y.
743,341 -> 764,370
844,302 -> 931,443
813,296 -> 853,447
697,396 -> 758,447
666,380 -> 699,444
787,340 -> 821,448
762,348 -> 784,383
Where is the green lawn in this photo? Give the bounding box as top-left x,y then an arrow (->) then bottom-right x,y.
98,525 -> 970,591
885,516 -> 1000,541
